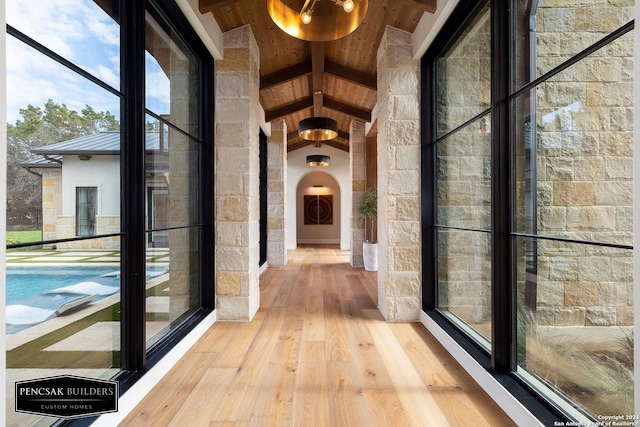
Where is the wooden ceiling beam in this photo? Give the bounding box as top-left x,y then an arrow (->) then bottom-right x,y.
324,61 -> 377,91
199,0 -> 240,13
260,62 -> 313,90
287,138 -> 350,153
397,0 -> 437,13
264,98 -> 313,122
311,42 -> 326,117
323,96 -> 372,122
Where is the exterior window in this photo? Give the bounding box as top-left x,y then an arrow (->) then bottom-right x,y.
76,187 -> 97,236
423,0 -> 634,423
5,0 -> 214,425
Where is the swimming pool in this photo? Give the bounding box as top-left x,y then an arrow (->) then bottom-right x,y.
6,266 -> 120,305
5,265 -> 168,333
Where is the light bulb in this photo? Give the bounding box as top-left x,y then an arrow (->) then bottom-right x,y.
301,11 -> 311,24
343,0 -> 354,12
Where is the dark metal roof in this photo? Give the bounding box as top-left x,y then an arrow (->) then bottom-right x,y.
31,131 -> 162,155
18,155 -> 63,169
20,132 -> 166,169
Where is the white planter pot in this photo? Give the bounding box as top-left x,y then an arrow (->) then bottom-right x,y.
363,242 -> 378,271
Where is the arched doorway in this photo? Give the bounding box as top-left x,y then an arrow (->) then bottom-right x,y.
296,172 -> 341,245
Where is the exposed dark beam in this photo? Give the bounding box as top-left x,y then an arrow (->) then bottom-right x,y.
287,139 -> 315,152
264,98 -> 313,122
199,0 -> 240,13
324,139 -> 350,152
324,61 -> 377,91
311,43 -> 325,116
287,138 -> 349,153
324,96 -> 372,122
398,0 -> 437,13
260,62 -> 312,90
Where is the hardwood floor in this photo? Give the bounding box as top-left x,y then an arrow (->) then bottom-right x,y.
121,245 -> 515,426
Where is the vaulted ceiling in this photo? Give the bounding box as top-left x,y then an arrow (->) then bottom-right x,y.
199,0 -> 436,151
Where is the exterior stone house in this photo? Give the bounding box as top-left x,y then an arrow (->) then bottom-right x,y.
20,131 -> 169,250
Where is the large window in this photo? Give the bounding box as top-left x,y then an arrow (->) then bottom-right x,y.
423,0 -> 633,423
5,1 -> 214,425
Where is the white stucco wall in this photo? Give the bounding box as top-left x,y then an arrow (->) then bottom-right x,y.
61,155 -> 120,217
287,145 -> 351,250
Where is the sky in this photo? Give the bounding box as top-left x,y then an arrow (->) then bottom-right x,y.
6,0 -> 170,125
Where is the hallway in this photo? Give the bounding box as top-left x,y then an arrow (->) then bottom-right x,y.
121,246 -> 515,426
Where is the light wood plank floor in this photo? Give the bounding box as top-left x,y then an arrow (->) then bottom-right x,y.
122,245 -> 515,426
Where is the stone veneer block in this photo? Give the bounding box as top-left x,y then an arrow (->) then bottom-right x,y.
215,25 -> 261,320
376,26 -> 421,321
350,120 -> 366,267
267,120 -> 287,267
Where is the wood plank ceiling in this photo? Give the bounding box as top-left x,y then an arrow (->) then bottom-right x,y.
200,0 -> 436,151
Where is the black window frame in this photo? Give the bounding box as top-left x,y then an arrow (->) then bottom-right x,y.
6,1 -> 215,424
421,0 -> 634,424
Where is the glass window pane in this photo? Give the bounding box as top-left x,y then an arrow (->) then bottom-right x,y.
6,0 -> 120,90
6,242 -> 121,426
436,4 -> 490,137
7,40 -> 121,247
516,237 -> 633,419
515,31 -> 633,247
436,117 -> 491,230
437,229 -> 492,346
146,116 -> 200,229
146,227 -> 200,348
145,11 -> 200,138
515,1 -> 634,88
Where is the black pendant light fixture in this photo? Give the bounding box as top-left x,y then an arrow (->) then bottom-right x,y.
267,0 -> 368,42
299,117 -> 337,167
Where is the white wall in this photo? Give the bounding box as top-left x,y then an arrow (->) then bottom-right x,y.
296,171 -> 341,244
287,145 -> 351,250
61,155 -> 120,217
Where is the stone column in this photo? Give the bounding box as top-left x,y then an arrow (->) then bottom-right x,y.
215,25 -> 261,320
267,120 -> 287,266
376,27 -> 421,321
350,120 -> 366,267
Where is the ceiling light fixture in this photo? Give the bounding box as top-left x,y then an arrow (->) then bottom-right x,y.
299,117 -> 338,142
299,117 -> 337,167
306,154 -> 331,167
267,0 -> 368,42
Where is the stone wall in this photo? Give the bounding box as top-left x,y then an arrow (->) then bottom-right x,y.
267,120 -> 287,267
350,120 -> 366,267
530,2 -> 634,328
41,168 -> 62,243
214,25 -> 261,320
435,7 -> 492,332
376,26 -> 422,321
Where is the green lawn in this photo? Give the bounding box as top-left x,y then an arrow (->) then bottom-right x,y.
6,230 -> 42,245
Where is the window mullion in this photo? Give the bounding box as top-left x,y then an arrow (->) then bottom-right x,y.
490,0 -> 515,374
120,0 -> 147,372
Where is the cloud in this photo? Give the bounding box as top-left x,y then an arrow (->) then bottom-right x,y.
6,0 -> 120,122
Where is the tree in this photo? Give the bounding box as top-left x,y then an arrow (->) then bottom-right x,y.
6,100 -> 119,229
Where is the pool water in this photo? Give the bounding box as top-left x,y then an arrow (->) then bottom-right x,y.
6,265 -> 167,305
6,266 -> 120,305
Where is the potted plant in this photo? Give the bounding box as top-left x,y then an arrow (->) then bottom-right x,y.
358,186 -> 378,271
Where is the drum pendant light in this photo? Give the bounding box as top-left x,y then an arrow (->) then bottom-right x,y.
267,0 -> 368,42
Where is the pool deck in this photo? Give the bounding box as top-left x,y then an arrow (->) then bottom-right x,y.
6,249 -> 172,426
7,248 -> 170,266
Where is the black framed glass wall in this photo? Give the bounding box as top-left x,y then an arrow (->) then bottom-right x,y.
422,0 -> 634,422
5,0 -> 214,425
